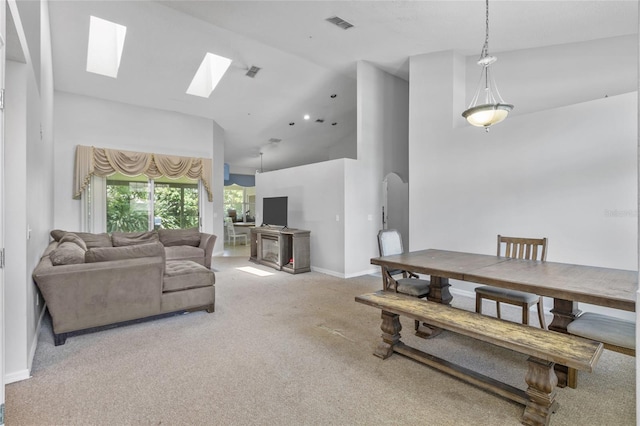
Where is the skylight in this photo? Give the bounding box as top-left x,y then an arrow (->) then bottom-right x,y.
186,53 -> 232,98
86,16 -> 127,78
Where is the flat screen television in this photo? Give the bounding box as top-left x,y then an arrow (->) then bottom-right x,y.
262,196 -> 288,227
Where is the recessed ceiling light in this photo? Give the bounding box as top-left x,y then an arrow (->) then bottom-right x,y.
86,16 -> 127,78
303,114 -> 310,120
186,52 -> 232,98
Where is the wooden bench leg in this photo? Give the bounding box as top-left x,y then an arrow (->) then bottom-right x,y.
522,357 -> 559,426
374,310 -> 402,359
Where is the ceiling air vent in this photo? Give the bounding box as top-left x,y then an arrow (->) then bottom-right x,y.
325,16 -> 354,30
246,66 -> 261,78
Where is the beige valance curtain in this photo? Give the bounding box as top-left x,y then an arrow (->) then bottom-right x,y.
74,145 -> 213,201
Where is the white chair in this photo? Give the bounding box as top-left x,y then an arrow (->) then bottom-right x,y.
226,222 -> 248,246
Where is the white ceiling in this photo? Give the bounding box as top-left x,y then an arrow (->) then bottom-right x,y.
46,1 -> 638,173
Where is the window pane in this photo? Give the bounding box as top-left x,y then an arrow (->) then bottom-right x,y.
224,184 -> 255,222
154,179 -> 199,230
106,176 -> 151,232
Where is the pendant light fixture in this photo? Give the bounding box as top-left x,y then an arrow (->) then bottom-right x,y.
462,0 -> 513,131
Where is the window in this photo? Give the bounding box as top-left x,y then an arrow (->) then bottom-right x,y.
106,173 -> 199,232
224,184 -> 255,223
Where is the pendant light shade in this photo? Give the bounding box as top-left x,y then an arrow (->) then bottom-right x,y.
462,0 -> 513,131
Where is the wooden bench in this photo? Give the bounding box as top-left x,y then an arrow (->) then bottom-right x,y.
355,291 -> 603,426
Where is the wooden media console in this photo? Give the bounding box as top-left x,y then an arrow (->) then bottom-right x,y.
250,227 -> 310,274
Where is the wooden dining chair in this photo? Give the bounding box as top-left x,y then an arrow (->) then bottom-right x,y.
475,235 -> 548,329
377,229 -> 431,332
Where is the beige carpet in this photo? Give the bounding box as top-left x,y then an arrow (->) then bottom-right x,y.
6,256 -> 635,425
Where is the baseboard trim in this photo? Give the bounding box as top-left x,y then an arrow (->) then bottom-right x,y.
28,305 -> 47,370
311,266 -> 345,278
4,304 -> 46,384
5,369 -> 30,384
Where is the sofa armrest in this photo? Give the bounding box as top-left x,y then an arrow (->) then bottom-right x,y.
33,256 -> 165,335
199,233 -> 217,269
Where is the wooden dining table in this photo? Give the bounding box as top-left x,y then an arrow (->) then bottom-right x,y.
370,248 -> 637,387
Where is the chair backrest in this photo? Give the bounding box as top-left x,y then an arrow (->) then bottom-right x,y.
497,235 -> 547,261
226,221 -> 237,236
378,229 -> 404,257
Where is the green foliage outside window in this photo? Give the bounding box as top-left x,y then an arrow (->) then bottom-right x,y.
106,182 -> 150,233
154,184 -> 199,229
106,178 -> 199,233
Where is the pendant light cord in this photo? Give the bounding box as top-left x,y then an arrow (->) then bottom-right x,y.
480,0 -> 490,60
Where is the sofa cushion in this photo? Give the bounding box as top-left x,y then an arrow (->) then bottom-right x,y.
85,242 -> 165,263
112,231 -> 159,247
163,260 -> 214,292
164,245 -> 205,266
59,232 -> 88,251
50,241 -> 86,266
51,229 -> 112,248
158,228 -> 200,247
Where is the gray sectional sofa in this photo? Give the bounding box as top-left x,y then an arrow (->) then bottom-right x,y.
32,228 -> 217,345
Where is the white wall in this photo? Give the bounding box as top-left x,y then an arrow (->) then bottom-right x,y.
4,0 -> 54,382
211,120 -> 225,256
254,61 -> 410,278
346,61 -> 410,277
409,45 -> 637,318
53,92 -> 218,239
256,160 -> 346,275
5,60 -> 28,382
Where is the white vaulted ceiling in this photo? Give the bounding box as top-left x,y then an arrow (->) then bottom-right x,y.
47,1 -> 638,172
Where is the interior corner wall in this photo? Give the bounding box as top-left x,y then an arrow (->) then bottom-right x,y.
211,120 -> 225,256
409,49 -> 637,319
255,160 -> 346,276
348,60 -> 409,277
4,0 -> 54,382
5,60 -> 28,382
52,92 -> 216,236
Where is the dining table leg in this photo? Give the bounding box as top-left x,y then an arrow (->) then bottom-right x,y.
549,298 -> 582,389
427,276 -> 453,305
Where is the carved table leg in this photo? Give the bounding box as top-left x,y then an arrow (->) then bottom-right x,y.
374,310 -> 402,359
427,276 -> 453,305
549,298 -> 581,388
522,357 -> 559,426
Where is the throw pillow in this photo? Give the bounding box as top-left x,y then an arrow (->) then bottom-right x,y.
50,229 -> 66,241
158,228 -> 201,247
50,229 -> 112,248
85,241 -> 165,263
59,232 -> 88,251
50,241 -> 86,266
111,231 -> 159,247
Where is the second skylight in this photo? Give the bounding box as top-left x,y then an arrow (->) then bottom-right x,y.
186,53 -> 232,98
86,16 -> 127,78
